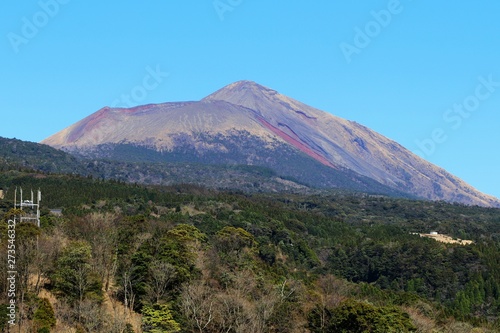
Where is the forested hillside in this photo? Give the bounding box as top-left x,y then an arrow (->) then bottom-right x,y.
1,168 -> 500,332
0,136 -> 335,194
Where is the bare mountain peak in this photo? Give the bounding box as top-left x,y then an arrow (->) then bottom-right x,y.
41,81 -> 500,207
203,80 -> 279,105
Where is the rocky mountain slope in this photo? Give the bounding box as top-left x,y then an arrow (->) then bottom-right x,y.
42,81 -> 500,207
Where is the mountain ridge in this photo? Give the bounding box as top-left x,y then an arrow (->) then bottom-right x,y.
42,80 -> 500,207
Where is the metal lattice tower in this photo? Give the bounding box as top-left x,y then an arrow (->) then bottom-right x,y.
14,187 -> 41,227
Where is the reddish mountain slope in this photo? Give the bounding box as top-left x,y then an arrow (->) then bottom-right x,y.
42,81 -> 500,207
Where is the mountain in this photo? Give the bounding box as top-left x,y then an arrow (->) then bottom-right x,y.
0,136 -> 315,193
42,81 -> 500,207
0,136 -> 86,174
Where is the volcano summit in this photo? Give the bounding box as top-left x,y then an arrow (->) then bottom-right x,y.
42,81 -> 500,207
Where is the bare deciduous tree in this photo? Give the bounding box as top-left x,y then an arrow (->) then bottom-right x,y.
145,259 -> 177,304
85,212 -> 119,291
180,282 -> 215,333
79,299 -> 104,333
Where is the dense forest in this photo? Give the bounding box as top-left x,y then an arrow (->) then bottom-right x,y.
0,136 -> 411,197
1,166 -> 500,332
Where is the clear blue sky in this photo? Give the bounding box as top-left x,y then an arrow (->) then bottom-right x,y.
1,1 -> 499,199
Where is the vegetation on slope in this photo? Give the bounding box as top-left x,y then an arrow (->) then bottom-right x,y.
0,167 -> 499,332
0,135 -> 412,198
